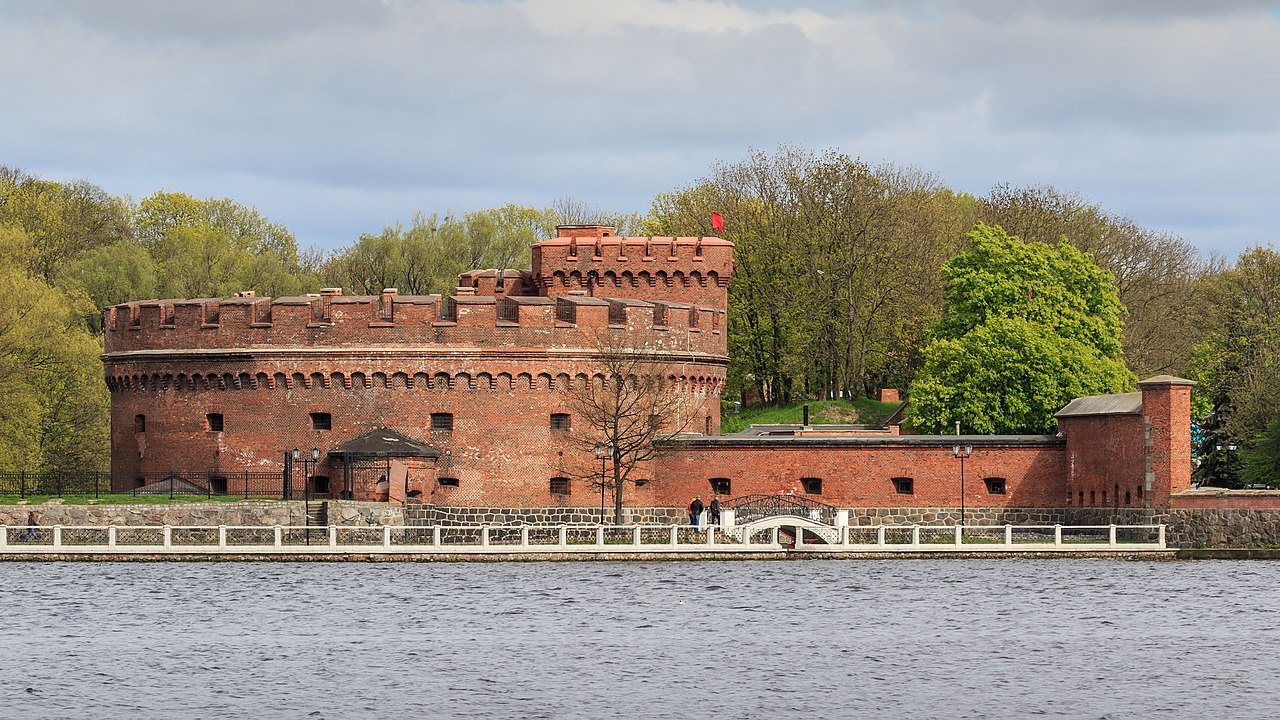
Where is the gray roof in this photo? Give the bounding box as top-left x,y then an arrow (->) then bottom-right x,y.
1054,391 -> 1143,418
328,428 -> 442,459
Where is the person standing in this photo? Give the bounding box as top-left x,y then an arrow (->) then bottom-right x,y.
688,497 -> 704,526
709,496 -> 721,525
24,511 -> 38,541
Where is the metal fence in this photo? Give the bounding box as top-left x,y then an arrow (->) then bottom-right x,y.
0,470 -> 289,500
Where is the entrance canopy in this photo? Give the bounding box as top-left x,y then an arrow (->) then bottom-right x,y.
327,428 -> 442,460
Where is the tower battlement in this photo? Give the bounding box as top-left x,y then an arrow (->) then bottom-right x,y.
103,290 -> 726,356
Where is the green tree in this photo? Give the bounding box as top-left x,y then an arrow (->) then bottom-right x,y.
906,224 -> 1133,434
57,242 -> 159,330
0,167 -> 132,283
649,147 -> 974,405
0,227 -> 109,469
982,184 -> 1207,377
1190,247 -> 1280,486
133,191 -> 305,299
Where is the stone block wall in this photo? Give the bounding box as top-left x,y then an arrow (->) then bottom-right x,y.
0,501 -> 402,529
406,505 -> 685,526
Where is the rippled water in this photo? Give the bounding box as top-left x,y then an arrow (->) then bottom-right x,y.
1,559 -> 1278,719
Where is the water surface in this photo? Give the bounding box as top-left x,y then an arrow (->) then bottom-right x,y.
1,559 -> 1276,719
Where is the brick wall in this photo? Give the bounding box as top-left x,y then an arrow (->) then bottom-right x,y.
651,439 -> 1069,509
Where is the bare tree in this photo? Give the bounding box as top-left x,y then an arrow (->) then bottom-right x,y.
567,336 -> 708,523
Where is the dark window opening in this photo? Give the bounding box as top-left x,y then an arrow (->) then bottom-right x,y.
310,412 -> 332,431
1090,491 -> 1096,505
1125,490 -> 1132,505
635,479 -> 649,487
984,477 -> 1006,495
709,478 -> 731,495
892,477 -> 914,495
310,475 -> 331,494
1103,491 -> 1108,504
1066,490 -> 1073,505
550,413 -> 571,431
705,416 -> 711,434
206,413 -> 223,432
1079,490 -> 1085,505
438,477 -> 460,488
801,477 -> 823,495
1137,486 -> 1143,499
134,414 -> 146,433
209,475 -> 228,494
550,477 -> 570,495
431,413 -> 454,432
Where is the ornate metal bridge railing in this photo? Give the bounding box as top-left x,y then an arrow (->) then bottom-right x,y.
723,494 -> 839,526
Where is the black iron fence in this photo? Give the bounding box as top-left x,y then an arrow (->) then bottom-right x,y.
0,470 -> 290,500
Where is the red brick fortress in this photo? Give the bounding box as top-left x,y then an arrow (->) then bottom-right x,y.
102,225 -> 1196,517
103,226 -> 730,504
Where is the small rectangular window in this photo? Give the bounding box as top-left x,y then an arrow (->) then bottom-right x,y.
438,477 -> 459,488
892,477 -> 914,495
134,414 -> 146,433
550,413 -> 571,431
549,477 -> 570,495
431,413 -> 454,432
709,478 -> 731,495
310,412 -> 332,431
206,413 -> 223,432
801,477 -> 823,495
984,477 -> 1006,495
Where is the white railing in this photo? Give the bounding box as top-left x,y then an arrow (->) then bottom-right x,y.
0,523 -> 1167,555
0,524 -> 774,554
800,523 -> 1167,550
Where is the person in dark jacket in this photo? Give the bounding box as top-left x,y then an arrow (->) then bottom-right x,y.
688,497 -> 704,526
708,497 -> 721,525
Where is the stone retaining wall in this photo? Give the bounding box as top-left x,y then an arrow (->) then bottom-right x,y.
845,507 -> 1065,526
1,501 -> 402,528
406,505 -> 685,526
1065,507 -> 1280,549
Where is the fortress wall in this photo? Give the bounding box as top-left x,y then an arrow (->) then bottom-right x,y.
651,442 -> 1070,509
103,291 -> 727,356
1059,413 -> 1147,509
107,358 -> 724,506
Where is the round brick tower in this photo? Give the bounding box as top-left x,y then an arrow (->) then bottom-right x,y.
102,227 -> 732,507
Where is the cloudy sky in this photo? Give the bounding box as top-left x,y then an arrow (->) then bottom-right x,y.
2,0 -> 1277,256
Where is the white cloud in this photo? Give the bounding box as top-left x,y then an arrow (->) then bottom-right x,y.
1,0 -> 1276,256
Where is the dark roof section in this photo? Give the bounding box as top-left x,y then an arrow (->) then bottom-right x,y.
328,428 -> 442,459
1054,391 -> 1143,418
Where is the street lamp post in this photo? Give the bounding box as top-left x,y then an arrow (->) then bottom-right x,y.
952,443 -> 973,526
593,443 -> 612,525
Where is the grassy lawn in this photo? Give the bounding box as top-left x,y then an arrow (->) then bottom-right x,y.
721,397 -> 903,434
0,494 -> 285,506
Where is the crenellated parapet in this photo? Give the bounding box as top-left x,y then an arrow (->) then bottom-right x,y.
103,288 -> 727,358
531,226 -> 732,308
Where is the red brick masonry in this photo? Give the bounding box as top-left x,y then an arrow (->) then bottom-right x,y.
102,227 -> 1195,513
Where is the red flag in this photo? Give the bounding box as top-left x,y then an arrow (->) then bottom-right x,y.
711,211 -> 724,233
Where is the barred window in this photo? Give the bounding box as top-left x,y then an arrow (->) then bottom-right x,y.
892,477 -> 914,495
984,477 -> 1006,495
550,413 -> 571,431
550,477 -> 570,495
206,413 -> 223,432
310,412 -> 332,431
801,477 -> 823,495
431,413 -> 454,432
